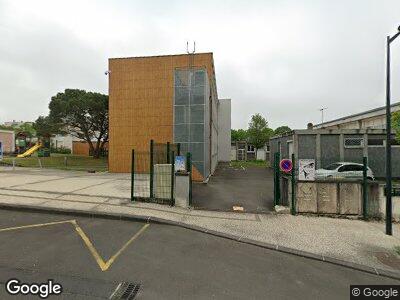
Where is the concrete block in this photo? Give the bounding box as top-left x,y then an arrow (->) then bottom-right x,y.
297,182 -> 317,213
339,183 -> 361,215
174,174 -> 189,208
317,183 -> 338,214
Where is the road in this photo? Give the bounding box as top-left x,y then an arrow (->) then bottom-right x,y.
0,209 -> 397,299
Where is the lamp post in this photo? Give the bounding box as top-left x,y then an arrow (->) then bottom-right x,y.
385,26 -> 400,235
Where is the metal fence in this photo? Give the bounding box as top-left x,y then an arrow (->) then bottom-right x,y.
0,155 -> 108,172
273,152 -> 371,218
131,140 -> 190,206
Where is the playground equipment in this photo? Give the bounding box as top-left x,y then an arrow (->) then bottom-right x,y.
17,143 -> 42,158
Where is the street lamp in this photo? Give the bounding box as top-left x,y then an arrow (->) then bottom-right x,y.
385,26 -> 400,235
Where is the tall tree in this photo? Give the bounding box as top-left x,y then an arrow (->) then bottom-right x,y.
231,129 -> 248,142
393,111 -> 400,143
274,125 -> 292,135
48,89 -> 108,158
34,116 -> 64,138
247,114 -> 273,149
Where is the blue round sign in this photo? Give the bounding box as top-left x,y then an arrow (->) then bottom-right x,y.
279,159 -> 293,173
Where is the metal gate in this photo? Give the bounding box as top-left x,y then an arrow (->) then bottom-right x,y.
131,140 -> 192,206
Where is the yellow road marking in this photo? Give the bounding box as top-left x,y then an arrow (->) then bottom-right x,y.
0,219 -> 150,272
0,220 -> 74,232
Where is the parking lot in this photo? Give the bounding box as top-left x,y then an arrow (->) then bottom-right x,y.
192,163 -> 274,212
0,209 -> 398,299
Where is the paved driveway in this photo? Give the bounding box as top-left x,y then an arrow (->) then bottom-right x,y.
192,163 -> 274,213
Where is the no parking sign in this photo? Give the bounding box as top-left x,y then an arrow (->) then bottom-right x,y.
279,159 -> 292,173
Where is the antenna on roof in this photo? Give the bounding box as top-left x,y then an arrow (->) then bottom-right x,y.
319,107 -> 328,125
186,41 -> 196,54
186,41 -> 196,70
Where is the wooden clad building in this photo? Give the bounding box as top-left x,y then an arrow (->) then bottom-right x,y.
108,52 -> 230,181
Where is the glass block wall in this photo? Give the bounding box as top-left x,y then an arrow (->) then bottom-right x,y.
173,68 -> 210,179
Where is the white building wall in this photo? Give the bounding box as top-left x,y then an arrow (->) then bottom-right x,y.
50,135 -> 77,150
217,99 -> 231,162
256,148 -> 266,160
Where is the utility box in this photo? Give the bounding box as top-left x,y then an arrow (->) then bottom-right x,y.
153,164 -> 172,199
175,172 -> 190,208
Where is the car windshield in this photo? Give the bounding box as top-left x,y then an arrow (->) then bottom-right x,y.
324,163 -> 342,170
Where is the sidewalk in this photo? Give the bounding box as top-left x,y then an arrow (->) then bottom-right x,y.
1,167 -> 400,277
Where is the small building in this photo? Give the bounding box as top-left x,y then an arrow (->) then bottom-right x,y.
0,130 -> 15,154
108,52 -> 231,181
269,129 -> 400,179
314,101 -> 400,130
231,141 -> 270,161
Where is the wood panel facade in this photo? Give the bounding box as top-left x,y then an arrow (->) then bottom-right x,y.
108,53 -> 217,181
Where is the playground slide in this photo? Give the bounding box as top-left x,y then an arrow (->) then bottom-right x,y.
17,143 -> 42,158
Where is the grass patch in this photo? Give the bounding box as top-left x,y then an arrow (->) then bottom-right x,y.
394,246 -> 400,256
0,154 -> 108,172
230,160 -> 269,168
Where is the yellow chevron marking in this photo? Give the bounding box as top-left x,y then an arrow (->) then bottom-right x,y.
0,219 -> 149,271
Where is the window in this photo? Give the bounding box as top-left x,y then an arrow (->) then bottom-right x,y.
247,145 -> 255,152
344,138 -> 364,148
325,163 -> 342,170
368,138 -> 384,146
339,164 -> 363,172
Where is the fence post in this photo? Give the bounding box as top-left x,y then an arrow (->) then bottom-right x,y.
131,149 -> 135,202
274,152 -> 281,206
170,151 -> 175,206
363,156 -> 368,219
38,158 -> 42,169
64,156 -> 67,167
150,140 -> 154,198
166,142 -> 170,163
291,153 -> 296,215
186,152 -> 192,206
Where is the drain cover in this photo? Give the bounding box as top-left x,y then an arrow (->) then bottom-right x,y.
110,282 -> 141,300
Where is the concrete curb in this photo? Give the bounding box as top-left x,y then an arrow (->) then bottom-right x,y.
0,202 -> 400,281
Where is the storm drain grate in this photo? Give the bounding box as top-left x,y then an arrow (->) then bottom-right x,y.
109,282 -> 141,300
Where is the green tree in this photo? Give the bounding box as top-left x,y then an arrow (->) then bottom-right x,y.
274,125 -> 292,135
247,114 -> 273,149
231,129 -> 248,142
33,116 -> 64,138
393,111 -> 400,143
48,89 -> 109,158
12,122 -> 36,137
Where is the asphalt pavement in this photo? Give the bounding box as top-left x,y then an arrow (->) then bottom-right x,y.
192,163 -> 274,212
0,209 -> 397,299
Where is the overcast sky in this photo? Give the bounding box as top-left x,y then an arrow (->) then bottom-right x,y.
0,0 -> 400,129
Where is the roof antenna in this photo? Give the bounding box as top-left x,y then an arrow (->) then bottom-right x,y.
186,41 -> 196,70
319,107 -> 328,125
186,41 -> 196,54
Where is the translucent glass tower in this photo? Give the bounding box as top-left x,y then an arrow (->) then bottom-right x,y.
173,68 -> 211,179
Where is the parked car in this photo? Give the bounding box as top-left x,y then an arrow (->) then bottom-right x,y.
315,162 -> 375,180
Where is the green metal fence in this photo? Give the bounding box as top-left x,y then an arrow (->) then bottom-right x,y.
131,140 -> 191,206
